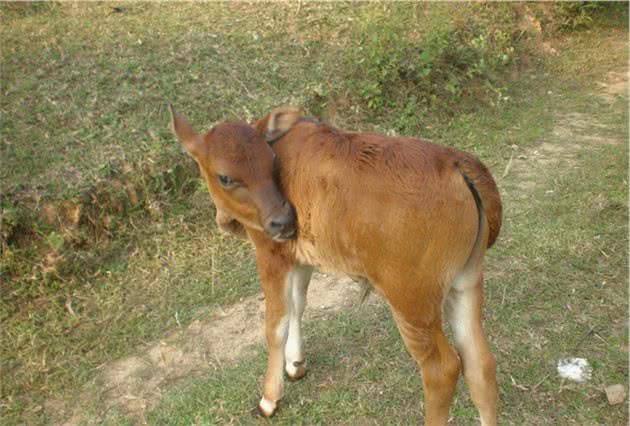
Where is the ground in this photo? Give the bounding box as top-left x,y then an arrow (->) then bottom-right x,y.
53,69 -> 628,426
1,3 -> 628,426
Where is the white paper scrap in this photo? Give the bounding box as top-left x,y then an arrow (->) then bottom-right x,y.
557,358 -> 592,383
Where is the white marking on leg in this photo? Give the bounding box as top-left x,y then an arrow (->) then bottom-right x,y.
447,292 -> 474,344
448,271 -> 480,346
284,266 -> 312,377
276,314 -> 290,342
270,313 -> 290,399
447,273 -> 498,426
259,397 -> 277,416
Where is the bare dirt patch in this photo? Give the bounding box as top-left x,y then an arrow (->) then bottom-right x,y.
552,112 -> 623,147
596,70 -> 628,101
57,273 -> 378,425
506,75 -> 627,194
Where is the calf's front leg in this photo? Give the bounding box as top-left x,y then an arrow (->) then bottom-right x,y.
257,274 -> 290,416
284,265 -> 313,381
255,246 -> 295,417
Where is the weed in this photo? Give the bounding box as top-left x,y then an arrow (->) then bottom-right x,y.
346,3 -> 522,136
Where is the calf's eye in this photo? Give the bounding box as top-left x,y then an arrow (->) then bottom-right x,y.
217,174 -> 235,188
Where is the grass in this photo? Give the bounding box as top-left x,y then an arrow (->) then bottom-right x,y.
0,2 -> 628,425
147,80 -> 629,425
146,51 -> 629,426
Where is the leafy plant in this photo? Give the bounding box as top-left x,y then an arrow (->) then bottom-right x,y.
347,3 -> 522,132
554,2 -> 600,31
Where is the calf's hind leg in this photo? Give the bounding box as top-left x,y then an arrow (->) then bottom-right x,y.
391,304 -> 461,426
446,272 -> 498,426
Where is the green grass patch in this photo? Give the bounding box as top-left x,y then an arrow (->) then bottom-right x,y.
0,2 -> 627,425
146,89 -> 629,425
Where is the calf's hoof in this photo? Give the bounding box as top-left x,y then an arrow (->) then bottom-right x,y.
257,398 -> 279,417
286,360 -> 307,382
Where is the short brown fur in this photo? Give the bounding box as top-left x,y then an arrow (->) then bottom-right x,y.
170,105 -> 502,425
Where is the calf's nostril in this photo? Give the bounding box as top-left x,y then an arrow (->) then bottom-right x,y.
270,215 -> 290,229
266,211 -> 296,236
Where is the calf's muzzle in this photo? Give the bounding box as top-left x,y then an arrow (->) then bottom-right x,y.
264,202 -> 296,241
252,181 -> 297,241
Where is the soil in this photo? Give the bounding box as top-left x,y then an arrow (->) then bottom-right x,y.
57,274 -> 378,425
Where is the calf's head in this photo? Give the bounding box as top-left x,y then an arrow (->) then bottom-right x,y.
169,106 -> 296,241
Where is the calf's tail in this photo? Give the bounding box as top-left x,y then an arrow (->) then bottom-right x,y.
455,153 -> 502,248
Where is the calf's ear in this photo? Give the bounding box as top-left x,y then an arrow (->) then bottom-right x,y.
256,106 -> 303,143
168,105 -> 202,158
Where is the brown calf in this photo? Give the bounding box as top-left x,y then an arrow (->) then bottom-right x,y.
169,106 -> 502,425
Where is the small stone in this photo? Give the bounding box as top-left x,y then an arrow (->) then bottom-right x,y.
605,384 -> 626,405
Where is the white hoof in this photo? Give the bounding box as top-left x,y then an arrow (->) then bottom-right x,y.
286,359 -> 307,381
258,397 -> 278,417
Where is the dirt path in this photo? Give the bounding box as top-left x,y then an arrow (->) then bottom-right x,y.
57,273 -> 377,425
501,70 -> 626,195
56,70 -> 627,426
